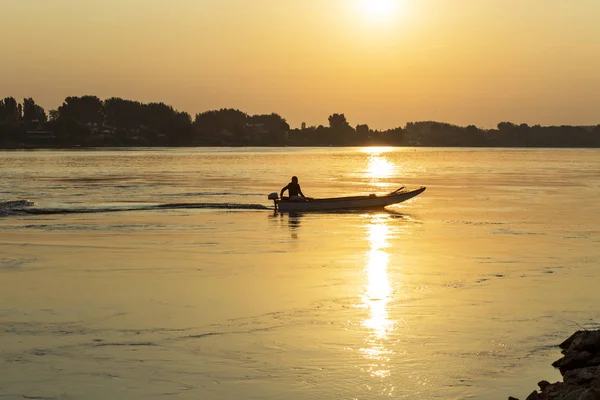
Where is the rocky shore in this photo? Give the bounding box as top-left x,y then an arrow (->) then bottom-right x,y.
510,330 -> 600,400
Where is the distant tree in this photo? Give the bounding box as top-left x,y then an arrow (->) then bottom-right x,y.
48,110 -> 60,121
383,126 -> 405,145
194,108 -> 248,135
497,121 -> 517,131
141,102 -> 192,145
249,113 -> 289,132
104,97 -> 145,129
461,125 -> 486,146
22,98 -> 47,123
495,122 -> 521,146
328,113 -> 350,130
327,113 -> 355,145
247,113 -> 290,145
0,121 -> 26,144
46,116 -> 90,145
232,123 -> 246,140
5,94 -> 600,148
57,96 -> 104,124
356,124 -> 369,135
0,97 -> 21,121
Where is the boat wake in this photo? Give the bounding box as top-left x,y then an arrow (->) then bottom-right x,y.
0,199 -> 270,217
0,200 -> 35,209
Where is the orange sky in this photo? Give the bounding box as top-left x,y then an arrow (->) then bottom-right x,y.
1,0 -> 599,129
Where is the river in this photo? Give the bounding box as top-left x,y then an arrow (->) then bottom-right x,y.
1,147 -> 599,399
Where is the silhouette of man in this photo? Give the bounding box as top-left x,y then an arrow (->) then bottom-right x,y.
280,176 -> 305,200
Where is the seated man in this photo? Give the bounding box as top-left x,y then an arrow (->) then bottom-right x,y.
280,176 -> 306,201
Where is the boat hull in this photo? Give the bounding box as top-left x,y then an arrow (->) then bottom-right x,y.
276,187 -> 426,212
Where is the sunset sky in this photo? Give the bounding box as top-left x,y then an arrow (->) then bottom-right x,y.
2,0 -> 599,129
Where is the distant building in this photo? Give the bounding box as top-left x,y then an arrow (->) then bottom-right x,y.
25,130 -> 57,147
218,129 -> 234,138
245,123 -> 268,136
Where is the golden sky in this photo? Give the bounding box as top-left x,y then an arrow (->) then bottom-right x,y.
1,0 -> 599,129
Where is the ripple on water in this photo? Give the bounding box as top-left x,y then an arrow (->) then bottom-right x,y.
0,258 -> 37,271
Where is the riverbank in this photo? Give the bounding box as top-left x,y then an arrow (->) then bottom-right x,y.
510,330 -> 600,400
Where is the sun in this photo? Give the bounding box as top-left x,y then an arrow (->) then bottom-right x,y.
361,0 -> 398,19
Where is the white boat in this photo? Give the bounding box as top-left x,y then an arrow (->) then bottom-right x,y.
268,186 -> 426,212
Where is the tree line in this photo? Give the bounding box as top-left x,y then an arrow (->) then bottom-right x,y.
1,95 -> 599,148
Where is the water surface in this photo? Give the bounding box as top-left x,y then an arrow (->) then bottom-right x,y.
1,147 -> 600,399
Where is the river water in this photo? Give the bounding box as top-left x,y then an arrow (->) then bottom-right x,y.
1,147 -> 599,399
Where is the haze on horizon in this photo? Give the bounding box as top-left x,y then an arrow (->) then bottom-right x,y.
1,0 -> 599,130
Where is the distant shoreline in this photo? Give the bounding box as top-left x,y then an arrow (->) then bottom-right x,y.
2,145 -> 600,151
3,96 -> 599,148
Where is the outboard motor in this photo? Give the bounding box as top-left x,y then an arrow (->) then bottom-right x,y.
268,192 -> 279,210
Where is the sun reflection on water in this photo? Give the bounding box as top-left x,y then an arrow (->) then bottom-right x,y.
360,214 -> 396,388
366,152 -> 396,180
361,146 -> 395,154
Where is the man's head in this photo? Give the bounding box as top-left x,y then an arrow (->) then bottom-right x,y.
291,176 -> 298,183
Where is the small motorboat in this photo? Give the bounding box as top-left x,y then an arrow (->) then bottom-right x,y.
268,186 -> 426,212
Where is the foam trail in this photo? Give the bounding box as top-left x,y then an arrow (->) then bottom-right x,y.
0,199 -> 35,209
1,201 -> 270,217
156,202 -> 269,210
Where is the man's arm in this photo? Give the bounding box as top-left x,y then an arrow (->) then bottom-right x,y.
280,184 -> 289,198
298,185 -> 305,198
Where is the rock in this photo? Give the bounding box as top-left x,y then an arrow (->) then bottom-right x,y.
560,331 -> 600,354
563,367 -> 598,386
512,330 -> 600,400
553,351 -> 594,374
578,388 -> 600,400
561,331 -> 586,350
543,381 -> 567,397
591,369 -> 600,389
587,353 -> 600,369
525,390 -> 540,400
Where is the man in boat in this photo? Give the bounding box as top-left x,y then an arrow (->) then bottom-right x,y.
280,176 -> 306,201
